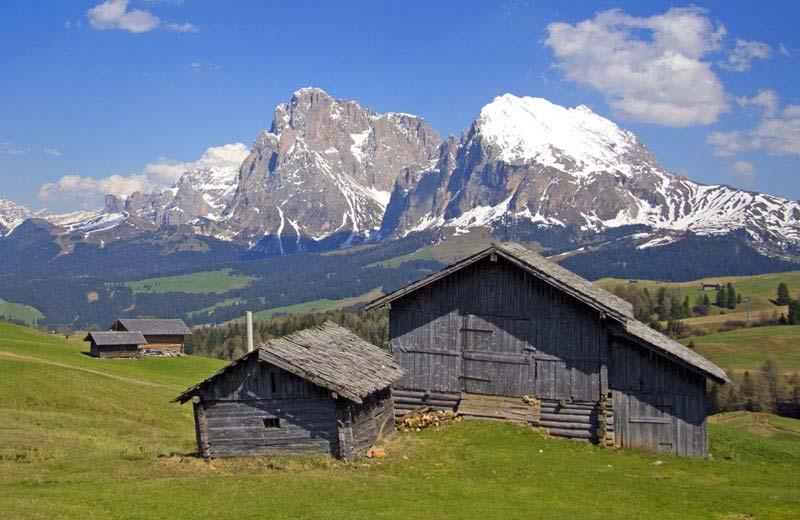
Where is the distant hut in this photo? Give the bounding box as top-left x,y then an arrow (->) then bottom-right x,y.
85,331 -> 147,359
366,242 -> 729,457
111,318 -> 191,355
174,322 -> 403,460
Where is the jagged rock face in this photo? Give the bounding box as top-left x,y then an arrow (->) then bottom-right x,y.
0,198 -> 31,236
219,88 -> 441,251
382,94 -> 800,259
106,143 -> 249,227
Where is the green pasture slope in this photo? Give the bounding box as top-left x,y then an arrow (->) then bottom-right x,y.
124,268 -> 254,294
596,270 -> 800,313
0,298 -> 43,325
681,325 -> 800,373
1,321 -> 799,519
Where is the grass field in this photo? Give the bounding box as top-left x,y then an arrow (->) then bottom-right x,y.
0,298 -> 44,325
680,325 -> 800,373
124,268 -> 255,295
369,228 -> 504,268
228,288 -> 384,324
597,270 -> 800,316
1,321 -> 800,518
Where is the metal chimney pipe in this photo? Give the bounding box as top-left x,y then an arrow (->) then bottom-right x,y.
246,311 -> 254,353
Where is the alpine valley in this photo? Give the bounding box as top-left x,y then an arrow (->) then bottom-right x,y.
2,87 -> 799,329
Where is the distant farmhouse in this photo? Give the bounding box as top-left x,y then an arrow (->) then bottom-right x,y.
175,322 -> 403,460
84,331 -> 147,359
367,243 -> 729,457
111,318 -> 192,356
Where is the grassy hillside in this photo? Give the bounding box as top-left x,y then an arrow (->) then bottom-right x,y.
2,321 -> 800,518
680,325 -> 800,373
597,270 -> 800,315
0,298 -> 43,325
124,268 -> 255,295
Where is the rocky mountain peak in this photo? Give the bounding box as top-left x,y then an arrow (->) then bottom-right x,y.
0,198 -> 31,236
218,87 -> 442,252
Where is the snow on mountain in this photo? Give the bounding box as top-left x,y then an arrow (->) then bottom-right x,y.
383,93 -> 800,259
478,95 -> 639,176
0,198 -> 31,236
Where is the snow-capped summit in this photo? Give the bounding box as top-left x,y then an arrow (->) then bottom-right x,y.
381,94 -> 800,260
0,198 -> 31,236
477,94 -> 642,175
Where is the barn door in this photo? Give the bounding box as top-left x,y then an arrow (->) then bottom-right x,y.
625,394 -> 676,454
459,314 -> 535,397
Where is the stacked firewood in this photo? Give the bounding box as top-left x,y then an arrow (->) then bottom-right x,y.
396,406 -> 460,432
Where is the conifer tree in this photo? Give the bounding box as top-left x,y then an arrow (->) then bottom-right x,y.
777,283 -> 792,305
726,283 -> 737,309
716,287 -> 727,308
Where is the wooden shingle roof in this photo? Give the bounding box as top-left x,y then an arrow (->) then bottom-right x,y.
115,318 -> 191,336
85,331 -> 147,346
366,242 -> 634,320
620,320 -> 730,384
174,321 -> 404,404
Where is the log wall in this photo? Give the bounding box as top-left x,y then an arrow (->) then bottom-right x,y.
191,356 -> 394,460
90,342 -> 140,359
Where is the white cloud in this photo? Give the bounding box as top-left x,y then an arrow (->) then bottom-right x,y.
709,93 -> 800,157
86,0 -> 196,34
164,22 -> 198,33
726,160 -> 757,186
37,173 -> 152,210
719,39 -> 771,71
544,7 -> 728,126
37,143 -> 248,211
0,141 -> 28,155
737,89 -> 779,117
43,147 -> 62,157
779,43 -> 792,57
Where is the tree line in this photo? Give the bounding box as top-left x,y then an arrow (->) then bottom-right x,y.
709,359 -> 800,417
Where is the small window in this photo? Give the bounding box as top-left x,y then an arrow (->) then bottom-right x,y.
263,417 -> 280,428
270,372 -> 277,394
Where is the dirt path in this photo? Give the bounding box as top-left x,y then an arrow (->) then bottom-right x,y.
0,350 -> 174,389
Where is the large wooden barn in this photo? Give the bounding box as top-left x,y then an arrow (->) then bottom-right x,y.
174,322 -> 403,460
366,242 -> 729,457
111,318 -> 192,355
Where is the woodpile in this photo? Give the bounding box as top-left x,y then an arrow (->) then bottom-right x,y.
396,406 -> 460,432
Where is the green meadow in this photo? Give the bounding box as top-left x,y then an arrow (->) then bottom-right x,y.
1,321 -> 799,519
0,298 -> 43,325
123,268 -> 255,295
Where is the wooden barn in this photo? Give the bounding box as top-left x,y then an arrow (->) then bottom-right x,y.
111,318 -> 191,355
174,322 -> 403,460
366,242 -> 729,457
85,331 -> 147,359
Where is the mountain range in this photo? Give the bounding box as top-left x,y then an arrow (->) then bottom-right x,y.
3,87 -> 800,265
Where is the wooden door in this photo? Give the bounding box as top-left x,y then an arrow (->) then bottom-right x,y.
459,314 -> 535,397
624,393 -> 676,454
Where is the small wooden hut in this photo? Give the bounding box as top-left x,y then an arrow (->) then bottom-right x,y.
111,318 -> 191,355
85,331 -> 147,358
174,322 -> 403,460
366,242 -> 729,457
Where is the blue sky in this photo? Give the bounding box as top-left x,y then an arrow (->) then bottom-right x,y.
0,0 -> 798,211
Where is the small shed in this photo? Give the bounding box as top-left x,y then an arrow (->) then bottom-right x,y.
367,242 -> 729,457
174,322 -> 404,460
85,331 -> 147,358
111,318 -> 191,355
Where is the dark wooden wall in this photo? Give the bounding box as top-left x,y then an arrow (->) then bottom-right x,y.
609,335 -> 708,457
387,255 -> 710,456
192,356 -> 394,459
90,342 -> 139,358
388,256 -> 605,401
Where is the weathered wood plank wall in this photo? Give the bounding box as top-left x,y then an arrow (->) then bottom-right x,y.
609,335 -> 707,457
